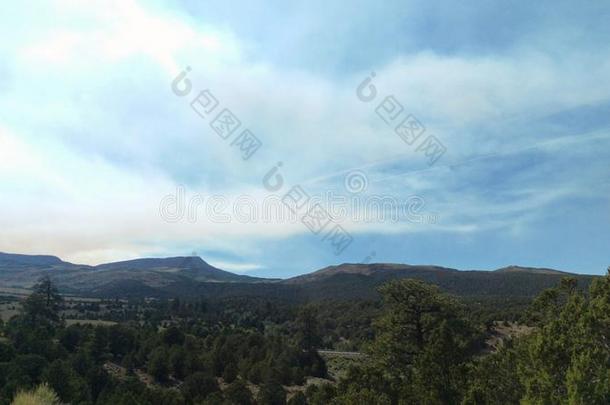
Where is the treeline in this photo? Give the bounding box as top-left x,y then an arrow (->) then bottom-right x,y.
0,278 -> 326,404
1,269 -> 609,404
323,271 -> 610,404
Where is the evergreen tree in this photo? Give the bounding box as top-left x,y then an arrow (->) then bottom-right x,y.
21,276 -> 63,327
370,279 -> 478,402
148,347 -> 170,382
224,379 -> 254,405
295,306 -> 322,351
257,380 -> 286,405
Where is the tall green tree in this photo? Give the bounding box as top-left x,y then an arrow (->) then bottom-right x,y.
257,380 -> 286,405
519,272 -> 610,404
21,276 -> 63,327
148,347 -> 170,382
224,379 -> 253,405
295,306 -> 322,351
370,279 -> 478,402
461,340 -> 524,404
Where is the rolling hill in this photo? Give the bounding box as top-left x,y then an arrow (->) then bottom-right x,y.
281,263 -> 597,300
0,252 -> 599,301
0,252 -> 266,295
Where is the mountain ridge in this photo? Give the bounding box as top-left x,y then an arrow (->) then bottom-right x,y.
0,252 -> 73,267
0,252 -> 598,301
282,262 -> 577,284
0,252 -> 265,290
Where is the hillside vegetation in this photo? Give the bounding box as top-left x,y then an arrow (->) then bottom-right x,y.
0,268 -> 608,404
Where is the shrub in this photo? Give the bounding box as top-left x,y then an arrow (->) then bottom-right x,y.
11,383 -> 60,405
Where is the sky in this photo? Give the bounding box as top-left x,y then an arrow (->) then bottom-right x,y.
0,0 -> 609,277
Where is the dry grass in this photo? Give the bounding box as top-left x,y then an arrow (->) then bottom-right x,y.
485,321 -> 535,352
11,383 -> 60,405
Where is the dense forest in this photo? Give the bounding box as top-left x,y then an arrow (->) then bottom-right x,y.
0,269 -> 608,404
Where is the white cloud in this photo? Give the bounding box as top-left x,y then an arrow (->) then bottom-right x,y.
206,260 -> 264,273
1,0 -> 609,266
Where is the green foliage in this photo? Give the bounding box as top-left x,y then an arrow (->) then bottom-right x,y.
222,362 -> 238,383
463,272 -> 610,405
58,325 -> 83,352
366,279 -> 479,403
517,274 -> 610,404
224,379 -> 253,405
168,346 -> 187,380
305,383 -> 336,405
21,276 -> 63,328
461,340 -> 524,404
331,386 -> 391,405
295,306 -> 322,350
147,347 -> 170,382
256,380 -> 286,405
43,359 -> 89,403
332,273 -> 610,404
162,326 -> 185,346
1,270 -> 609,405
181,372 -> 220,403
0,283 -> 329,404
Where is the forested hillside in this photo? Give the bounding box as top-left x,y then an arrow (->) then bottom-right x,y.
1,269 -> 608,404
0,253 -> 597,302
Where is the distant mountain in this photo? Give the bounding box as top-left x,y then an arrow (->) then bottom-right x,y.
493,265 -> 571,275
283,263 -> 457,284
280,263 -> 595,301
0,252 -> 71,267
0,252 -> 599,302
94,256 -> 260,283
0,252 -> 89,289
0,252 -> 265,293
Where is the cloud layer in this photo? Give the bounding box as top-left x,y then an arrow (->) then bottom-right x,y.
1,0 -> 609,275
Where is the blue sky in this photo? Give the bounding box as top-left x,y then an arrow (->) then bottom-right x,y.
0,0 -> 609,276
